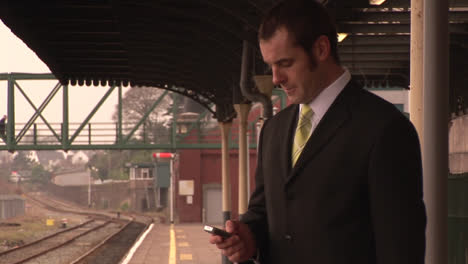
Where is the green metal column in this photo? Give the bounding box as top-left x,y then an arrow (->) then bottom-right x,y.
33,124 -> 37,145
7,75 -> 15,150
62,84 -> 69,149
88,124 -> 92,144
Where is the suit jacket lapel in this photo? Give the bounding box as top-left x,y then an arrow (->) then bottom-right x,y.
286,82 -> 357,185
280,104 -> 300,180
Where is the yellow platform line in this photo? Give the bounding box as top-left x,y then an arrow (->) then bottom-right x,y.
169,224 -> 176,264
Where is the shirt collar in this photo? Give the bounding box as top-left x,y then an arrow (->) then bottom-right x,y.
301,68 -> 351,125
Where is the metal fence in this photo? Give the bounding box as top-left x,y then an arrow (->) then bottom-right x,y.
2,118 -> 260,150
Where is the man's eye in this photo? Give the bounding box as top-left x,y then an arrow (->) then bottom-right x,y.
279,61 -> 293,67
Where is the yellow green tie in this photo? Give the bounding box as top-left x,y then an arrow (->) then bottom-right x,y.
292,104 -> 313,166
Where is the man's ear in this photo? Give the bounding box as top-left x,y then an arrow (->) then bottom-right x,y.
312,35 -> 331,62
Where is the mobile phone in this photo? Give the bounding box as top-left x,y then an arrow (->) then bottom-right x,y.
204,225 -> 232,238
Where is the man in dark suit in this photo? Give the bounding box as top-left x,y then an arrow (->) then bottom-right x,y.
209,1 -> 426,263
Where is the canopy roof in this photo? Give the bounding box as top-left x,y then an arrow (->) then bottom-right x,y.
1,0 -> 467,120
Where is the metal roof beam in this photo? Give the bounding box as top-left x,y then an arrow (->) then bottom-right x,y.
117,3 -> 249,43
56,47 -> 239,71
337,10 -> 468,24
198,1 -> 261,31
339,45 -> 410,53
338,23 -> 467,34
339,34 -> 468,46
339,35 -> 409,45
340,53 -> 409,61
343,61 -> 408,69
48,43 -> 124,51
57,57 -> 127,63
122,25 -> 242,57
134,69 -> 224,87
46,34 -> 120,43
33,22 -> 116,34
331,0 -> 468,8
131,63 -> 234,82
348,67 -> 408,75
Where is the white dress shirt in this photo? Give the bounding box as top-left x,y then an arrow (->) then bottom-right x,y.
299,69 -> 351,137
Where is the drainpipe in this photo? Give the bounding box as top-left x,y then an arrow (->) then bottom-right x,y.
240,39 -> 273,120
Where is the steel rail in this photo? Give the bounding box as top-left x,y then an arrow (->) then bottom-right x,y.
70,218 -> 134,264
10,220 -> 113,264
0,219 -> 95,257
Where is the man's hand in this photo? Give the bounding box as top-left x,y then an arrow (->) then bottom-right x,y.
208,220 -> 257,262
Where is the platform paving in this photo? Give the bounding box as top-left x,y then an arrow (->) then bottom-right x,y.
128,223 -> 223,264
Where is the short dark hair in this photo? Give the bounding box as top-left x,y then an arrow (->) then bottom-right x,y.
258,0 -> 340,64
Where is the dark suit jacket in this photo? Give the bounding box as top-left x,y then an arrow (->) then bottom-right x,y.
241,81 -> 426,264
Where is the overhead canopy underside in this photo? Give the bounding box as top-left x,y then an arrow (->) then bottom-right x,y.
1,0 -> 467,121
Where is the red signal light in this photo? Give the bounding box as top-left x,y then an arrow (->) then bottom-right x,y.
153,152 -> 173,158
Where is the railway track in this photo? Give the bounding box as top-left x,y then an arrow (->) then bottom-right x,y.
72,220 -> 147,264
0,192 -> 153,264
0,218 -> 124,264
25,193 -> 116,220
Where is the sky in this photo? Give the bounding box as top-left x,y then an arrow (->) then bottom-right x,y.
0,20 -> 127,124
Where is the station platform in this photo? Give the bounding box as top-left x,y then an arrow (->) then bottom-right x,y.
127,223 -> 222,264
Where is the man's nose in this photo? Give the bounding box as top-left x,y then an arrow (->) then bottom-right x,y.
272,68 -> 285,86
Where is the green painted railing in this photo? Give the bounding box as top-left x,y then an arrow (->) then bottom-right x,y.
0,73 -> 291,151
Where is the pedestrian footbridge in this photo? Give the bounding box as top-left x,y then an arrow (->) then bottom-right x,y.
0,73 -> 285,152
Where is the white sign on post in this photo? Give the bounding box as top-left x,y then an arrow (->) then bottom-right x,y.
178,180 -> 194,196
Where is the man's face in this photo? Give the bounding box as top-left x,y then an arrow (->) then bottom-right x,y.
260,27 -> 325,104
